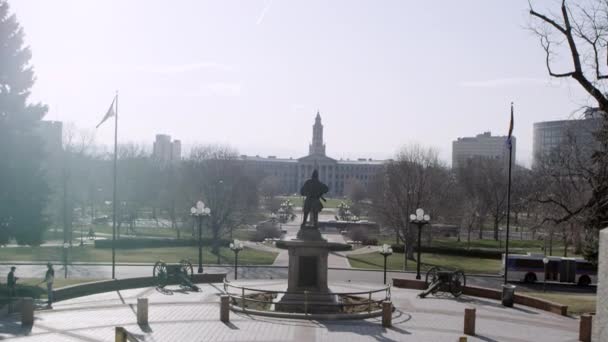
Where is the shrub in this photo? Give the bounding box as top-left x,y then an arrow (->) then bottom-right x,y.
362,238 -> 378,246
252,221 -> 282,242
349,227 -> 368,242
94,238 -> 230,249
389,244 -> 502,259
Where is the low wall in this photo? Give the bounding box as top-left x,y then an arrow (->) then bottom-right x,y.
392,278 -> 568,316
392,278 -> 426,290
53,273 -> 226,302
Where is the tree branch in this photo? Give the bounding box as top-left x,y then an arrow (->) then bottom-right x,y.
530,7 -> 567,34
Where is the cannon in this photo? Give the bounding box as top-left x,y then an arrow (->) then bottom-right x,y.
153,259 -> 199,291
418,267 -> 466,298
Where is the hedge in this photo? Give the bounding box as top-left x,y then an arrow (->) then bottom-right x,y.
94,238 -> 231,249
389,244 -> 502,259
275,240 -> 352,252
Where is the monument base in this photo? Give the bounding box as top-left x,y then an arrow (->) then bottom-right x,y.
296,226 -> 324,241
275,292 -> 341,313
274,236 -> 349,314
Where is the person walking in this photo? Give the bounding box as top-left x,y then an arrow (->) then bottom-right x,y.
6,266 -> 18,313
7,266 -> 17,298
44,263 -> 55,307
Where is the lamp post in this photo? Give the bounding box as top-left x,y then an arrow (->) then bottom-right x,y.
542,257 -> 549,292
63,242 -> 69,278
230,239 -> 244,280
270,212 -> 277,223
190,200 -> 211,274
499,227 -> 504,249
379,244 -> 393,284
410,208 -> 431,280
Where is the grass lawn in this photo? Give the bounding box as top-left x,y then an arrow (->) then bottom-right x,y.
80,225 -> 181,239
347,251 -> 501,275
0,246 -> 278,265
525,292 -> 597,315
76,225 -> 255,241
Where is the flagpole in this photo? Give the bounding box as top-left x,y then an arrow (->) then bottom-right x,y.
112,91 -> 118,280
504,102 -> 513,285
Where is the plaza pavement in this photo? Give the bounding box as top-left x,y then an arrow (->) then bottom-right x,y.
0,280 -> 580,341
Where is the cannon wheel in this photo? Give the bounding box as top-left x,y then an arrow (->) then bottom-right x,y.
425,267 -> 440,287
179,259 -> 194,280
153,261 -> 168,288
450,270 -> 466,297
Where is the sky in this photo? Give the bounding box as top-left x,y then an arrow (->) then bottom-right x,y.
9,0 -> 595,166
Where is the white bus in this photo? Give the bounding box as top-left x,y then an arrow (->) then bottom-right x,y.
502,253 -> 597,286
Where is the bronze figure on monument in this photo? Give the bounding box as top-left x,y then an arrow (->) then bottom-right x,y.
300,169 -> 328,229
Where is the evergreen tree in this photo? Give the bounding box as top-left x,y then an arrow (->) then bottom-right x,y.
0,0 -> 50,245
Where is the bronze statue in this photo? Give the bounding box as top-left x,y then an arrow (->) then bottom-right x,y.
300,170 -> 329,228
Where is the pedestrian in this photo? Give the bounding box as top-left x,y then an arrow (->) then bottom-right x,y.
45,262 -> 55,307
7,266 -> 17,298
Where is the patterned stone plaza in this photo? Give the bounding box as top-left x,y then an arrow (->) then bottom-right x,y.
0,280 -> 580,342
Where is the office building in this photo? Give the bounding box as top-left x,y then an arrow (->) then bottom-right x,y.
452,131 -> 515,169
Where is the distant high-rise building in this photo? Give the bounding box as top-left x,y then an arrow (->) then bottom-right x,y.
532,109 -> 603,167
153,134 -> 181,163
452,131 -> 515,169
172,139 -> 181,162
36,120 -> 63,154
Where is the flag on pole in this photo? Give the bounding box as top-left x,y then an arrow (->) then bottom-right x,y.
507,102 -> 514,148
96,97 -> 116,128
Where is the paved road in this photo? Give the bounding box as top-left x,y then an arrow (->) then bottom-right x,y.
2,262 -> 591,294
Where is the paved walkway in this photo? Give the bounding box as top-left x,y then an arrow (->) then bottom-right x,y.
0,280 -> 580,341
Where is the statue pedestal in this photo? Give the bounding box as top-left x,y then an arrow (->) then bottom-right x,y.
296,226 -> 324,241
275,239 -> 340,313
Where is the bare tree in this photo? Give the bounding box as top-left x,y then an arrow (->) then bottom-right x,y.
344,178 -> 368,217
369,144 -> 450,267
182,145 -> 259,262
259,175 -> 282,214
54,124 -> 96,245
530,131 -> 593,256
529,0 -> 608,261
115,143 -> 152,238
456,158 -> 508,241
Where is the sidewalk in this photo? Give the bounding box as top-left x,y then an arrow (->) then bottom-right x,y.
0,281 -> 579,341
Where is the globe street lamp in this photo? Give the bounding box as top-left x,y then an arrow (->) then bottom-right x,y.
379,244 -> 393,284
190,201 -> 211,274
230,239 -> 244,280
543,257 -> 549,292
410,208 -> 431,280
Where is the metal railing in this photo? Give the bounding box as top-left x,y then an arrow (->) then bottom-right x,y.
223,280 -> 391,317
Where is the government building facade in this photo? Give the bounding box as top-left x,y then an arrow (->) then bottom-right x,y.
241,112 -> 385,196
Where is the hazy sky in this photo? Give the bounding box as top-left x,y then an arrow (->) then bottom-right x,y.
10,0 -> 593,166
